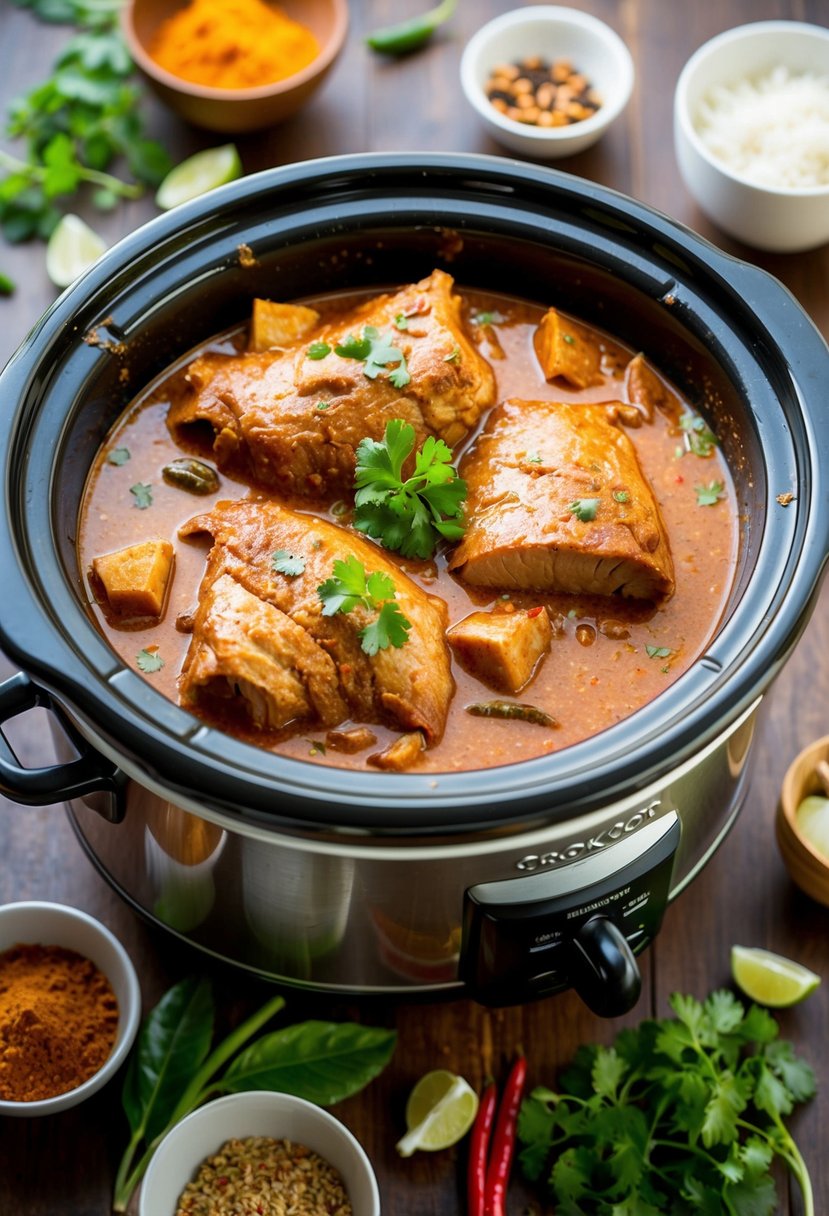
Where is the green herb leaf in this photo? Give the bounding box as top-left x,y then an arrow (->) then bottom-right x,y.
307,340 -> 331,360
130,482 -> 152,509
563,333 -> 575,345
136,649 -> 164,673
680,411 -> 718,457
613,489 -> 630,503
107,446 -> 130,466
645,645 -> 672,659
121,977 -> 214,1143
473,309 -> 504,326
334,325 -> 411,388
443,344 -> 460,362
317,555 -> 412,654
315,400 -> 331,411
394,313 -> 409,331
271,549 -> 305,578
353,419 -> 466,559
218,1021 -> 397,1107
568,498 -> 600,522
696,480 -> 725,506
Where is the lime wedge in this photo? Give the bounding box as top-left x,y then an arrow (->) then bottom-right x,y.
155,144 -> 243,211
45,214 -> 107,288
396,1069 -> 479,1156
731,945 -> 821,1007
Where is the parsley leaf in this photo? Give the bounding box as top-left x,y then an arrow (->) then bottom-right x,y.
271,549 -> 305,577
130,482 -> 152,509
353,420 -> 467,559
696,480 -> 725,506
334,326 -> 411,388
680,411 -> 718,457
568,498 -> 600,522
317,555 -> 412,654
518,990 -> 816,1216
136,648 -> 163,673
307,340 -> 331,360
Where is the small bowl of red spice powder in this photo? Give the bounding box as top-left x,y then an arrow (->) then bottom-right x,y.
123,0 -> 348,133
0,901 -> 140,1116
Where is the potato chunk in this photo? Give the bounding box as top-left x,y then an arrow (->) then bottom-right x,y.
249,299 -> 320,352
92,540 -> 174,618
534,307 -> 603,388
447,608 -> 552,694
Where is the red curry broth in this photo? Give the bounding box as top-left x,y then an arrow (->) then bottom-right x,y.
78,288 -> 737,773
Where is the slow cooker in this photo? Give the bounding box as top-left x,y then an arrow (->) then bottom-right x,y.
1,154 -> 828,1017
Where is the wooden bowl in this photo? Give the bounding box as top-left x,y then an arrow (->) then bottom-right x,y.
122,0 -> 348,133
777,734 -> 829,907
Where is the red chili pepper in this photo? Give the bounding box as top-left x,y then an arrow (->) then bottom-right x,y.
468,1080 -> 497,1216
484,1054 -> 527,1216
526,606 -> 544,618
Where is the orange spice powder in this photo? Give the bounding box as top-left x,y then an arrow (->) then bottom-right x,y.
0,943 -> 119,1102
149,0 -> 320,91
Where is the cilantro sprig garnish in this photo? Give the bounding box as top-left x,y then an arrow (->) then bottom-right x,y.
272,549 -> 305,577
1,1 -> 171,245
317,555 -> 412,655
518,989 -> 816,1216
696,480 -> 725,506
334,326 -> 411,388
353,419 -> 467,559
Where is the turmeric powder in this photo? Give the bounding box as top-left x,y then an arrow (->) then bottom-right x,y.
0,943 -> 119,1101
149,0 -> 320,91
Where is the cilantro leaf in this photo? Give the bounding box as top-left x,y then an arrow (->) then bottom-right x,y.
568,497 -> 600,522
334,326 -> 410,388
271,549 -> 305,577
696,480 -> 725,506
130,482 -> 152,509
307,340 -> 331,360
680,411 -> 718,457
473,309 -> 504,325
353,420 -> 466,559
107,446 -> 130,466
393,313 -> 408,331
645,645 -> 672,659
136,648 -> 163,673
316,555 -> 411,654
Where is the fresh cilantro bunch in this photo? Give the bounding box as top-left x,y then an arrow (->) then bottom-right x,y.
518,990 -> 816,1216
353,419 -> 467,559
335,326 -> 411,388
317,554 -> 412,655
2,0 -> 170,243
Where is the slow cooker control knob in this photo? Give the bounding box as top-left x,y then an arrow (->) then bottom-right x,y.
568,915 -> 642,1017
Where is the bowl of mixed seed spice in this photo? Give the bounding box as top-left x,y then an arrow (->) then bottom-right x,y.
460,5 -> 634,159
139,1091 -> 380,1216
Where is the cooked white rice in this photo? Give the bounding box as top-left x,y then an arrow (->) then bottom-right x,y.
696,65 -> 829,189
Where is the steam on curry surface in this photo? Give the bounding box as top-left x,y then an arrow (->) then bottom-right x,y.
79,271 -> 737,773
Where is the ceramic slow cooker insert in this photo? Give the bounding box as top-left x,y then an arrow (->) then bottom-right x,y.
1,154 -> 827,1016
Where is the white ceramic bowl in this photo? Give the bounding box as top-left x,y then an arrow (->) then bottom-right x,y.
460,6 -> 634,160
139,1091 -> 380,1216
0,901 -> 141,1116
674,21 -> 829,252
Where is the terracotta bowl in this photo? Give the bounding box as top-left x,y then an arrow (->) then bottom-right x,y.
122,0 -> 349,133
777,734 -> 829,907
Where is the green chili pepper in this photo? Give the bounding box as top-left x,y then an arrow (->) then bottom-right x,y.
466,700 -> 558,728
366,0 -> 457,55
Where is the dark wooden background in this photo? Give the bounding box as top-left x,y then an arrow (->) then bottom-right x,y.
1,2 -> 828,1213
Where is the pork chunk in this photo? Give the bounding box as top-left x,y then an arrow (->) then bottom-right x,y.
624,352 -> 682,424
448,399 -> 675,601
448,608 -> 552,693
179,501 -> 453,748
168,270 -> 496,500
534,308 -> 604,388
92,539 -> 174,617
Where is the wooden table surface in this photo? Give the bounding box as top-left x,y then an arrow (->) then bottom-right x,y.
1,2 -> 828,1213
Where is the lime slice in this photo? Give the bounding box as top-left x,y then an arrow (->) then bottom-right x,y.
731,945 -> 821,1007
396,1069 -> 479,1156
45,214 -> 107,288
796,794 -> 829,859
155,144 -> 243,211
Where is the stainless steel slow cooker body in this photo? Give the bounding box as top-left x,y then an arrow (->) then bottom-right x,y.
1,154 -> 828,1012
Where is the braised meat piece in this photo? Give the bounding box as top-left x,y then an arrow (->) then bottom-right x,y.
447,608 -> 552,694
448,399 -> 675,601
624,352 -> 683,424
167,270 -> 496,500
534,308 -> 604,388
178,501 -> 453,749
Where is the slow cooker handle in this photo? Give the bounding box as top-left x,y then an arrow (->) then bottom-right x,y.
0,672 -> 126,821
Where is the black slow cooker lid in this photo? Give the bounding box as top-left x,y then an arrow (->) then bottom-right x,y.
1,153 -> 828,836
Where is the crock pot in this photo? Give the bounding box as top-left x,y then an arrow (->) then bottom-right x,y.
1,154 -> 828,1016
